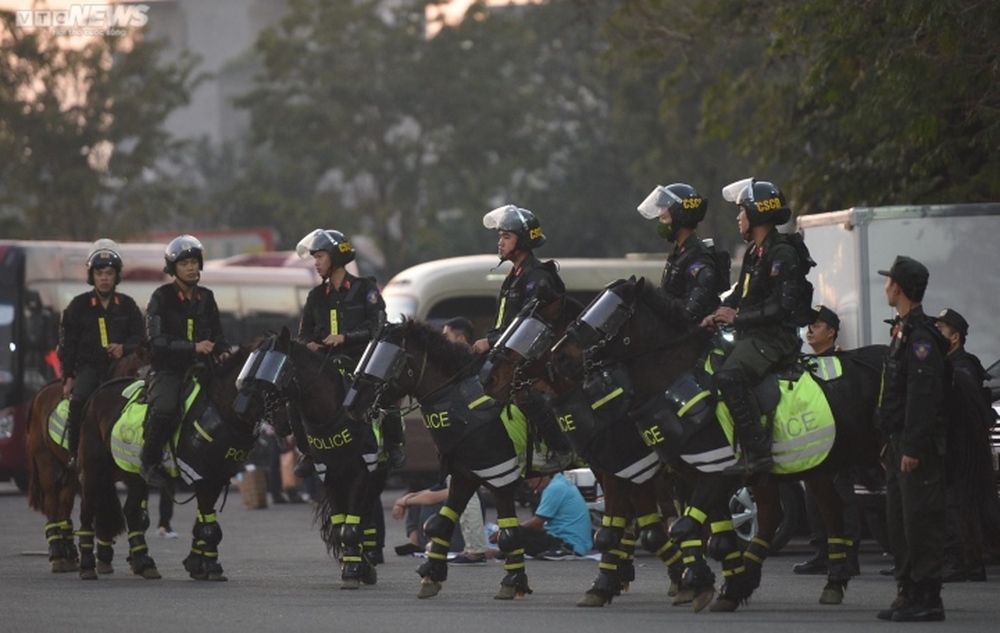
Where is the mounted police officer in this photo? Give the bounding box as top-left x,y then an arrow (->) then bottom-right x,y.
875,256 -> 948,622
140,235 -> 231,486
472,204 -> 574,471
59,239 -> 144,470
294,229 -> 404,471
701,179 -> 814,475
636,182 -> 725,323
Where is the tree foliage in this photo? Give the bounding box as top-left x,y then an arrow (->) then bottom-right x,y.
0,11 -> 199,239
602,0 -> 1000,212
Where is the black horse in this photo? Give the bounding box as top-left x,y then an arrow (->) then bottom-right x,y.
77,346 -> 261,581
234,327 -> 388,589
551,277 -> 887,611
343,319 -> 533,600
480,295 -> 686,607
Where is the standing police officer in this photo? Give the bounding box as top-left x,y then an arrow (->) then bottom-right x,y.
636,182 -> 724,323
59,239 -> 144,469
701,179 -> 814,475
875,256 -> 948,622
295,229 -> 404,470
472,205 -> 573,471
140,235 -> 230,486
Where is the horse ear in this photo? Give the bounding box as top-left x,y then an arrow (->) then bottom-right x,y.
635,276 -> 645,289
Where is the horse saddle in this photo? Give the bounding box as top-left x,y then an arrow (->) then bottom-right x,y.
109,378 -> 256,483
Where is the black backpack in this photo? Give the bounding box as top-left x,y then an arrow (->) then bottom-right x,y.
703,239 -> 733,295
784,232 -> 816,327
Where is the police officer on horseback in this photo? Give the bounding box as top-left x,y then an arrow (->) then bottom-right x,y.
59,239 -> 144,470
294,229 -> 405,471
701,179 -> 815,475
472,204 -> 574,472
637,182 -> 726,323
140,235 -> 230,486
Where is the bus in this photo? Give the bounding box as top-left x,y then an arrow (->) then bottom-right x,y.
0,240 -> 323,490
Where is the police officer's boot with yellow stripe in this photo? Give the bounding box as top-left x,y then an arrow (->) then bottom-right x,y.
65,399 -> 85,471
717,375 -> 773,476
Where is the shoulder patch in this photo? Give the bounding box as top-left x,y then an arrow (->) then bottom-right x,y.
525,281 -> 536,293
770,260 -> 783,276
687,261 -> 706,277
366,289 -> 379,305
911,340 -> 931,361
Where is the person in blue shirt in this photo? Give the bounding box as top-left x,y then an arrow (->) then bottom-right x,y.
499,472 -> 593,559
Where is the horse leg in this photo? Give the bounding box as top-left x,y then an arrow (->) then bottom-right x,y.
709,480 -> 779,611
183,481 -> 228,581
359,466 -> 389,586
492,482 -> 533,601
340,468 -> 383,590
578,473 -> 632,607
630,477 -> 686,600
804,477 -> 851,605
122,478 -> 160,579
670,481 -> 731,612
414,475 -> 479,599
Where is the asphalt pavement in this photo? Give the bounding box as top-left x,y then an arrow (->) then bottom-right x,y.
2,480 -> 999,633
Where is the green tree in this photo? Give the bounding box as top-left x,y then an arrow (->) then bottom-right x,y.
0,11 -> 199,239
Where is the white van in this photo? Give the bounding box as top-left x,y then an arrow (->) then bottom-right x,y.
380,254 -> 666,484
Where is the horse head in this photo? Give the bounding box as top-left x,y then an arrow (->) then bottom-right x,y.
344,319 -> 479,421
479,294 -> 582,404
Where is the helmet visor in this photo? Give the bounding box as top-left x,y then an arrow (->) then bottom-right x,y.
722,177 -> 755,203
296,229 -> 330,259
483,205 -> 521,231
166,235 -> 204,260
637,186 -> 682,220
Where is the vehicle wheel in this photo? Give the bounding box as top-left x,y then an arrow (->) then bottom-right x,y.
729,484 -> 802,554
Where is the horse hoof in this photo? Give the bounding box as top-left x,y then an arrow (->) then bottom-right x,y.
207,573 -> 228,582
97,561 -> 114,574
672,588 -> 694,606
341,578 -> 361,590
50,558 -> 76,573
667,580 -> 679,598
361,565 -> 377,586
819,587 -> 844,604
79,568 -> 98,581
494,584 -> 519,600
710,596 -> 740,612
692,587 -> 716,612
577,592 -> 609,607
417,579 -> 442,599
141,567 -> 161,580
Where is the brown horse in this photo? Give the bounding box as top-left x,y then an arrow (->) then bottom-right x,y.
25,348 -> 149,573
75,345 -> 260,581
480,295 -> 685,607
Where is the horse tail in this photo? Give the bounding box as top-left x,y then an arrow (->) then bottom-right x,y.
313,481 -> 342,559
80,397 -> 127,538
25,385 -> 56,513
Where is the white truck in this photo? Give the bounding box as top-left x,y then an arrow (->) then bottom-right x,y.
797,204 -> 1000,363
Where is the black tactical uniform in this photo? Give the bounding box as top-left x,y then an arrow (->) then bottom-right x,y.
660,234 -> 722,324
486,253 -> 564,346
876,256 -> 948,622
141,237 -> 229,485
59,273 -> 144,464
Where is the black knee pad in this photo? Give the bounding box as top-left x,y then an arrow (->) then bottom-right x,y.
497,527 -> 522,553
341,524 -> 363,548
422,512 -> 455,542
707,531 -> 739,561
194,521 -> 223,547
639,524 -> 668,552
668,516 -> 700,542
593,526 -> 623,553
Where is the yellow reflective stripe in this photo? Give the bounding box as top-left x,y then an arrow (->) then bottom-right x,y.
186,318 -> 194,341
677,390 -> 710,417
330,514 -> 346,525
440,506 -> 460,522
329,309 -> 339,335
828,537 -> 853,547
345,514 -> 361,525
193,421 -> 213,442
710,520 -> 734,533
685,506 -> 707,523
497,517 -> 519,529
741,272 -> 751,298
744,550 -> 765,564
591,387 -> 623,410
468,395 -> 492,410
636,513 -> 660,527
431,536 -> 450,547
98,317 -> 108,348
599,562 -> 618,571
495,298 -> 506,329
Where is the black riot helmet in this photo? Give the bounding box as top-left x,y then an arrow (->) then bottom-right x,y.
296,229 -> 356,268
483,205 -> 546,250
725,178 -> 791,227
163,234 -> 205,276
86,239 -> 123,285
637,183 -> 707,241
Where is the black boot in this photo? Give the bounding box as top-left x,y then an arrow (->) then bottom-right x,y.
65,398 -> 85,471
381,410 -> 407,470
519,396 -> 574,473
718,378 -> 772,476
792,547 -> 828,575
891,579 -> 945,622
877,581 -> 912,620
140,414 -> 172,487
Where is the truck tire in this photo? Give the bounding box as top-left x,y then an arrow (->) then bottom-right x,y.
729,483 -> 803,554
